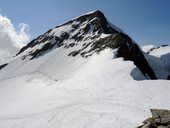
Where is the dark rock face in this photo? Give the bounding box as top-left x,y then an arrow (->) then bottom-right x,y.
115,34 -> 157,79
15,10 -> 157,79
138,109 -> 170,128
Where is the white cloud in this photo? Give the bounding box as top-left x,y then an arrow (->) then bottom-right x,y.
0,14 -> 30,64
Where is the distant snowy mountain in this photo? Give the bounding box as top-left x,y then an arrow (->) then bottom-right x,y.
0,10 -> 169,128
142,44 -> 170,80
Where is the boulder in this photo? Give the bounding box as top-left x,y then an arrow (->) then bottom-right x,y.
151,109 -> 170,125
138,109 -> 170,128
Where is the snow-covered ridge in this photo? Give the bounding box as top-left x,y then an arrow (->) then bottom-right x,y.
141,44 -> 156,53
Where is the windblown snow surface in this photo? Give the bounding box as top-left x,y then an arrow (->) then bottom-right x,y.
0,44 -> 170,128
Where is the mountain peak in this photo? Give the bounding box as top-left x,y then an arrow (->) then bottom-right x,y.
15,11 -> 157,79
16,10 -> 118,57
75,10 -> 105,21
55,10 -> 117,34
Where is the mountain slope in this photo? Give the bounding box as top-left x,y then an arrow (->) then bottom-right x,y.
0,10 -> 170,128
1,10 -> 156,80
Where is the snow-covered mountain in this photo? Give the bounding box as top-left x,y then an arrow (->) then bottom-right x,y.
0,10 -> 158,80
0,10 -> 169,128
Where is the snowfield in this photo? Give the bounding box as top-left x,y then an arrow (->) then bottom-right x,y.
0,47 -> 170,128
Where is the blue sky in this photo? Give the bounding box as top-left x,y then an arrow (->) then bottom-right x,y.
0,0 -> 170,46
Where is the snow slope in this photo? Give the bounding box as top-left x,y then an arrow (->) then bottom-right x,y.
0,11 -> 170,128
0,48 -> 170,128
